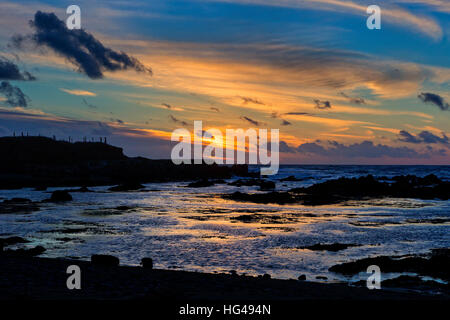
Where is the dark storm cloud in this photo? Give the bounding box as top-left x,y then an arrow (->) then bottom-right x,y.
419,131 -> 449,144
0,57 -> 36,81
169,115 -> 188,126
12,11 -> 152,79
398,130 -> 448,144
279,140 -> 296,153
295,140 -> 428,158
418,92 -> 449,111
398,130 -> 421,143
314,99 -> 332,109
0,81 -> 29,107
0,57 -> 35,108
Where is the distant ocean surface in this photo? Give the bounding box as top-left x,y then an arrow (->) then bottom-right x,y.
1,165 -> 449,283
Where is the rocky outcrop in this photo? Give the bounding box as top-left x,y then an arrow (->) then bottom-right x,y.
299,243 -> 360,252
108,183 -> 145,192
224,174 -> 450,206
91,254 -> 120,267
329,248 -> 450,282
0,198 -> 40,214
48,190 -> 73,202
141,258 -> 153,269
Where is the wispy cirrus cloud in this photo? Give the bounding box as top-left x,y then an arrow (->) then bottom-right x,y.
203,0 -> 443,40
60,88 -> 97,96
396,0 -> 450,13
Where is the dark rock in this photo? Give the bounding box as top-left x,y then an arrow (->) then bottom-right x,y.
108,183 -> 145,192
2,198 -> 32,204
91,254 -> 120,267
299,243 -> 360,252
228,179 -> 275,190
298,274 -> 306,281
0,199 -> 40,214
329,248 -> 450,281
3,245 -> 45,257
224,191 -> 297,205
262,273 -> 271,280
316,276 -> 328,280
116,205 -> 133,211
141,258 -> 153,269
187,179 -> 215,188
228,179 -> 262,187
223,173 -> 447,206
382,275 -> 448,292
279,176 -> 302,182
0,236 -> 29,247
259,180 -> 276,191
48,190 -> 73,202
289,174 -> 450,205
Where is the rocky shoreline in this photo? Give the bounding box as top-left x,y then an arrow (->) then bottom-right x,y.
223,174 -> 450,205
0,235 -> 448,299
0,255 -> 445,300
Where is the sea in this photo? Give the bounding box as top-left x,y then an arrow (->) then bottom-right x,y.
1,165 -> 449,284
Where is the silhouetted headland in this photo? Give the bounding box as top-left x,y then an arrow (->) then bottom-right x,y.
0,136 -> 249,189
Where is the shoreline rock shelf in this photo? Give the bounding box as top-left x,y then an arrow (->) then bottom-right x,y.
223,174 -> 450,206
0,255 -> 443,300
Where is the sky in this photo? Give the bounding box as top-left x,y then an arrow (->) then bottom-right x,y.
0,0 -> 449,164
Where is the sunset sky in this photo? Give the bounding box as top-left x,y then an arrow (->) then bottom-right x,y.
0,0 -> 449,164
